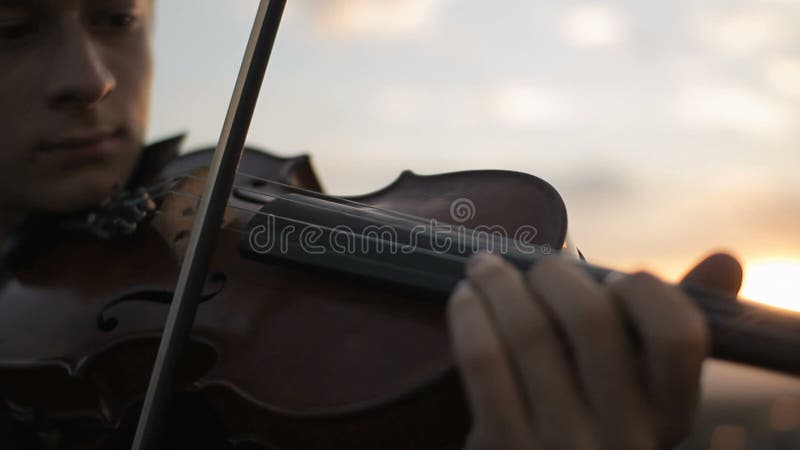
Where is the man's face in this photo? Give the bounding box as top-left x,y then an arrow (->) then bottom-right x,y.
0,0 -> 153,216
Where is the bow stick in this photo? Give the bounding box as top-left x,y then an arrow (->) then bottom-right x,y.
132,1 -> 288,448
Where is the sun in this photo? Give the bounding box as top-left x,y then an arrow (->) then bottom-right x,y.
740,257 -> 800,313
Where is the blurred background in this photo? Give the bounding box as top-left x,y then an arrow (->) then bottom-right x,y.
147,1 -> 800,448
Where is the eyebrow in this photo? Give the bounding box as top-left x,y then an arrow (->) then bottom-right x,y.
0,0 -> 143,13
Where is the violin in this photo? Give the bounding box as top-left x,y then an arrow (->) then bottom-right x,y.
0,141 -> 800,449
1,1 -> 800,449
0,134 -> 573,450
4,141 -> 800,450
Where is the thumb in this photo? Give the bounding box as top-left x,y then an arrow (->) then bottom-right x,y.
680,252 -> 743,298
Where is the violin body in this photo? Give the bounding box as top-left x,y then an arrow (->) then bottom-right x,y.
0,147 -> 569,449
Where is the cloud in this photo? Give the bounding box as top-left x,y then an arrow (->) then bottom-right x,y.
696,9 -> 790,55
767,56 -> 800,98
487,83 -> 571,128
369,82 -> 573,130
369,84 -> 487,130
371,85 -> 428,122
559,3 -> 629,49
567,178 -> 800,282
302,0 -> 448,38
673,83 -> 793,134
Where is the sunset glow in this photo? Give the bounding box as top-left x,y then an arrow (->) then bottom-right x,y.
741,258 -> 800,313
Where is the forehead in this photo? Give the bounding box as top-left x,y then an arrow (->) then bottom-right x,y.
0,0 -> 148,12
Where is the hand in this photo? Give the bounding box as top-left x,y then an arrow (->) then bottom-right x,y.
447,252 -> 742,450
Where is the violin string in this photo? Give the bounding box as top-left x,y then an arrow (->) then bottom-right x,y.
146,159 -> 456,231
141,175 -> 190,197
204,176 -> 519,258
161,165 -> 469,236
178,172 -> 444,233
233,170 -> 461,228
222,201 -> 477,266
165,177 -> 526,263
158,187 -> 479,267
148,168 -> 546,272
141,180 -> 209,209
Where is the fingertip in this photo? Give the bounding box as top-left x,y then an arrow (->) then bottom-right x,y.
447,280 -> 481,321
526,254 -> 565,278
681,252 -> 743,297
466,252 -> 504,277
694,252 -> 743,275
526,255 -> 596,293
605,270 -> 666,299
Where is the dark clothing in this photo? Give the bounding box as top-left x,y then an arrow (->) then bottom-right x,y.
1,137 -> 257,450
0,403 -> 43,450
0,393 -> 238,450
1,135 -> 184,269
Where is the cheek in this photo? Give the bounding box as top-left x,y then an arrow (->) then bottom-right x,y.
108,36 -> 153,134
0,120 -> 41,211
97,34 -> 153,191
24,146 -> 145,214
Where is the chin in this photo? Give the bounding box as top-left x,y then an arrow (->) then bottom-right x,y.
35,176 -> 125,214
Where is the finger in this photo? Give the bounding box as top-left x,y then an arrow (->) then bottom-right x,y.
680,252 -> 743,298
607,272 -> 709,447
465,254 -> 596,450
447,280 -> 530,438
526,258 -> 656,450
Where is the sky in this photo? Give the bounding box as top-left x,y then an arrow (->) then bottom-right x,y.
147,0 -> 800,309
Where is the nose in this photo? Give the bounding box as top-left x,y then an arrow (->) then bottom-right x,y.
46,23 -> 116,110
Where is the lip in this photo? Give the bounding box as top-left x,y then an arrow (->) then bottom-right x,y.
37,129 -> 124,160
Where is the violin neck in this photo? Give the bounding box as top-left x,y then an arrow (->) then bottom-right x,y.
240,193 -> 800,378
681,283 -> 800,376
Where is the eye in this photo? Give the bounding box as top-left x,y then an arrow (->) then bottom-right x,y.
91,10 -> 141,33
106,12 -> 137,28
